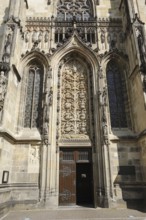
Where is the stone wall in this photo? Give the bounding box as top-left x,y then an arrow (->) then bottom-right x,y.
0,142 -> 40,217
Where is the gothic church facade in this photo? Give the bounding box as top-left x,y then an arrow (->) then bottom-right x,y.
0,0 -> 146,215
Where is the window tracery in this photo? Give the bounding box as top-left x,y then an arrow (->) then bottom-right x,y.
106,61 -> 127,128
24,64 -> 44,128
57,0 -> 93,21
54,26 -> 96,45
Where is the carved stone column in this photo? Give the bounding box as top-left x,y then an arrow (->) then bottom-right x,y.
39,144 -> 48,204
40,66 -> 53,205
42,66 -> 52,144
98,70 -> 113,207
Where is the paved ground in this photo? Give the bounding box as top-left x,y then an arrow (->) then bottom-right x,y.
1,207 -> 146,220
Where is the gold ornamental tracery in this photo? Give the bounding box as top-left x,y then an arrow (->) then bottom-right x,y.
60,59 -> 90,139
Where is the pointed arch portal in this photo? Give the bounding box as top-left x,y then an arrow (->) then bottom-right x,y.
57,52 -> 94,206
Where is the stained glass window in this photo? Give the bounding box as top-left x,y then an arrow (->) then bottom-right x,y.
106,61 -> 127,128
24,65 -> 43,128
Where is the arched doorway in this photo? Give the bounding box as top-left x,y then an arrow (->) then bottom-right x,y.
57,53 -> 94,206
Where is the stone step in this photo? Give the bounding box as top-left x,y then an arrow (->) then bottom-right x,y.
1,208 -> 146,220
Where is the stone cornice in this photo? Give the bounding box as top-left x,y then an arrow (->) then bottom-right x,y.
1,127 -> 146,145
25,16 -> 122,29
0,183 -> 38,189
0,128 -> 42,144
114,181 -> 146,187
109,128 -> 146,142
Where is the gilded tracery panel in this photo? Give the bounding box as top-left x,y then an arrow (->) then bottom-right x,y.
60,59 -> 90,139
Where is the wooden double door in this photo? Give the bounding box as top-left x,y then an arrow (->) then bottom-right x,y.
59,148 -> 93,206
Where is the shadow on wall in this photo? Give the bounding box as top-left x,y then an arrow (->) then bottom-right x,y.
107,0 -> 146,213
113,141 -> 145,212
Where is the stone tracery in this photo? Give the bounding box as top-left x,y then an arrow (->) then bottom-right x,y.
57,0 -> 93,21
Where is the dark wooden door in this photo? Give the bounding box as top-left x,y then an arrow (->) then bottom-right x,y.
59,149 -> 93,206
76,163 -> 93,205
59,151 -> 76,205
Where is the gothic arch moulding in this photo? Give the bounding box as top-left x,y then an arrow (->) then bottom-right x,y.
57,52 -> 95,145
100,51 -> 131,130
100,51 -> 129,75
51,33 -> 99,76
20,51 -> 49,73
50,34 -> 100,146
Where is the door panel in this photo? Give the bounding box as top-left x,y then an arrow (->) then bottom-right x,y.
59,149 -> 93,206
59,152 -> 76,205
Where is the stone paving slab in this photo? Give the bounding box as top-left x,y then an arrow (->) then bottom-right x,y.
1,208 -> 146,220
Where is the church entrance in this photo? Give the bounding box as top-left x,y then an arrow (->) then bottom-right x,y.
59,148 -> 93,206
58,54 -> 94,206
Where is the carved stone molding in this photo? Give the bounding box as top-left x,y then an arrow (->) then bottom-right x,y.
4,16 -> 21,27
24,16 -> 123,55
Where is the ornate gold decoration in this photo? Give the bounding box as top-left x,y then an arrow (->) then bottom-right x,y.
61,59 -> 89,139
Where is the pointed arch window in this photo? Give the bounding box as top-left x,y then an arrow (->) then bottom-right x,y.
106,61 -> 127,128
24,63 -> 44,128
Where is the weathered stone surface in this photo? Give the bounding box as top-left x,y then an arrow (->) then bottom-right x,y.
0,0 -> 146,217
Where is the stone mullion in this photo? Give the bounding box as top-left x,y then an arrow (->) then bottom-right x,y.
50,17 -> 54,53
45,30 -> 50,52
31,68 -> 36,128
63,27 -> 65,40
24,69 -> 33,127
90,30 -> 92,44
85,27 -> 87,41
